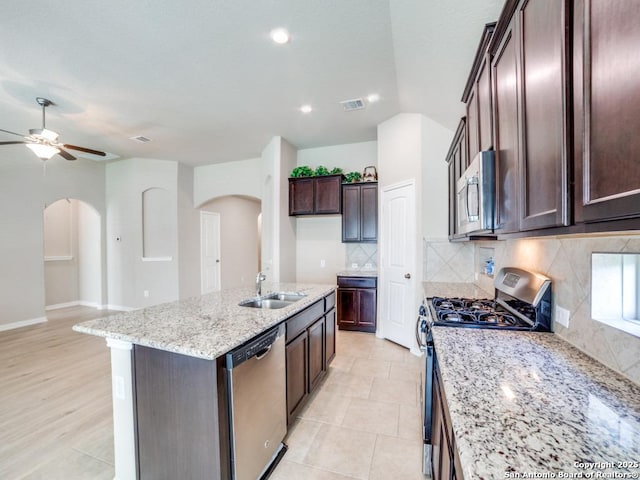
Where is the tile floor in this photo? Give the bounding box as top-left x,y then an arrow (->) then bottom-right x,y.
1,307 -> 425,479
272,330 -> 426,480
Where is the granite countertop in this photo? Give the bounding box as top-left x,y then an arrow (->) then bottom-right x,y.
73,283 -> 335,360
432,327 -> 640,479
422,281 -> 492,299
336,270 -> 378,278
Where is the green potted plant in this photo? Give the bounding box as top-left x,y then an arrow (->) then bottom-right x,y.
344,171 -> 362,183
290,165 -> 314,177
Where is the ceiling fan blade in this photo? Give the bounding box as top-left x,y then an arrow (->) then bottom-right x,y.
62,144 -> 106,156
0,141 -> 28,145
58,148 -> 77,161
0,128 -> 28,138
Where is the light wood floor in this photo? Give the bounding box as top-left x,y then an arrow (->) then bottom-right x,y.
0,307 -> 116,479
1,307 -> 424,479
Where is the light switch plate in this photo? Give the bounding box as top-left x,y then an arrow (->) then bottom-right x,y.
555,305 -> 570,328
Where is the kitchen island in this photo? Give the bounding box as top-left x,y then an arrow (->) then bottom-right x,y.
74,282 -> 336,480
432,327 -> 640,479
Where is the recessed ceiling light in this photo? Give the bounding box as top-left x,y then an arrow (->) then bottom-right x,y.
271,28 -> 290,44
300,105 -> 312,114
367,93 -> 380,103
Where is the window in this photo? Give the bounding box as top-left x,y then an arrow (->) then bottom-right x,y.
592,253 -> 640,338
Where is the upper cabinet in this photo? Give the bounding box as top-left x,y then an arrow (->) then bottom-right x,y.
490,0 -> 571,233
289,174 -> 342,216
446,118 -> 467,239
573,0 -> 640,224
342,182 -> 377,243
447,0 -> 640,239
462,23 -> 496,163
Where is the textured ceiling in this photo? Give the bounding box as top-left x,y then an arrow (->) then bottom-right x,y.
0,0 -> 503,167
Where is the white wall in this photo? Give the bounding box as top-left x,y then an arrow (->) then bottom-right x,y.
0,150 -> 107,329
77,200 -> 102,306
201,196 -> 261,289
193,157 -> 262,207
106,158 -> 179,309
295,141 -> 378,284
177,163 -> 201,300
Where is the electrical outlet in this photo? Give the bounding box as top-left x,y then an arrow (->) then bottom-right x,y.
143,290 -> 149,298
351,263 -> 358,269
365,263 -> 372,269
114,376 -> 125,400
555,305 -> 570,328
320,259 -> 326,268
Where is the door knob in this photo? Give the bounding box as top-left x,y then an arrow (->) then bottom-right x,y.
404,273 -> 411,279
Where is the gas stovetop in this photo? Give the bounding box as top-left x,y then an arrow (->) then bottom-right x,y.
429,296 -> 531,329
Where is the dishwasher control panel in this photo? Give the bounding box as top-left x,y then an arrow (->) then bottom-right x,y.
227,325 -> 281,367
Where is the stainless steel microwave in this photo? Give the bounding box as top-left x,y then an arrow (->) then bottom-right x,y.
456,150 -> 495,235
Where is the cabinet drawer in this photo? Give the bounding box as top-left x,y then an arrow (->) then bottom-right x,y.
324,291 -> 336,311
337,276 -> 377,289
286,300 -> 324,343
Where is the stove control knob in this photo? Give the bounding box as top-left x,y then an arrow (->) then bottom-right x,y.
404,273 -> 411,279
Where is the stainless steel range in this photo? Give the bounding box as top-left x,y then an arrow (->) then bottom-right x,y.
416,267 -> 553,476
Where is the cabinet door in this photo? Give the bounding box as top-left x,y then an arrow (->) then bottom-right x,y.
574,0 -> 640,223
492,21 -> 520,233
308,317 -> 325,392
477,57 -> 493,152
466,88 -> 480,163
360,184 -> 378,242
518,0 -> 570,230
341,185 -> 361,242
337,288 -> 358,328
357,289 -> 377,332
315,176 -> 342,214
289,178 -> 314,215
285,332 -> 308,424
325,308 -> 336,365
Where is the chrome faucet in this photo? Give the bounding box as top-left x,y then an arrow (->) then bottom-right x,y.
256,271 -> 266,297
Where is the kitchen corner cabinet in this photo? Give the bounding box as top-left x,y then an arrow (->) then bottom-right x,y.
573,0 -> 640,224
337,276 -> 377,333
289,174 -> 342,216
342,182 -> 378,243
446,118 -> 467,239
285,292 -> 336,424
431,354 -> 463,480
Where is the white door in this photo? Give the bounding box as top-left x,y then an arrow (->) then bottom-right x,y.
380,180 -> 416,350
200,211 -> 221,294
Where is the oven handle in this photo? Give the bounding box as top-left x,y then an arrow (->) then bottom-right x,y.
416,316 -> 427,349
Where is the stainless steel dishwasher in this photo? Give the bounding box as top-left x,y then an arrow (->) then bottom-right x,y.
225,323 -> 287,480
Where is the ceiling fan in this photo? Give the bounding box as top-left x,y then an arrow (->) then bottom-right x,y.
0,97 -> 106,161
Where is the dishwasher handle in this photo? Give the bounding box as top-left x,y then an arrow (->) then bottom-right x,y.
254,345 -> 272,360
226,324 -> 283,369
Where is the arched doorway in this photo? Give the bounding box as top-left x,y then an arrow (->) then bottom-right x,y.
43,198 -> 102,311
199,195 -> 261,291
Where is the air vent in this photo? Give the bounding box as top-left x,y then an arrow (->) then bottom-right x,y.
340,98 -> 366,111
130,135 -> 152,143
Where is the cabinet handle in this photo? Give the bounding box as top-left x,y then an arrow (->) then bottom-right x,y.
405,273 -> 411,279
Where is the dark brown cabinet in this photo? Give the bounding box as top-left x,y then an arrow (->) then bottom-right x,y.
462,23 -> 496,162
342,182 -> 378,243
573,0 -> 640,224
285,292 -> 336,424
289,174 -> 342,216
445,118 -> 467,239
431,355 -> 462,480
337,276 -> 377,333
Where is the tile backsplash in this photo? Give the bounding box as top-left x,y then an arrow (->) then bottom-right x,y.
345,243 -> 377,270
423,234 -> 640,384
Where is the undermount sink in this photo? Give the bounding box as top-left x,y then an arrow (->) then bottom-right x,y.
238,292 -> 307,309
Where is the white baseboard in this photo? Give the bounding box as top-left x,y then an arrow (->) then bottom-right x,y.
0,316 -> 47,332
46,301 -> 107,311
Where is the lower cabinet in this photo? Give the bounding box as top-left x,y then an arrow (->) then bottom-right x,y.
285,292 -> 336,425
337,276 -> 377,333
432,355 -> 463,480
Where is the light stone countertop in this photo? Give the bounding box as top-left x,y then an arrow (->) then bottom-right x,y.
432,327 -> 640,479
422,281 -> 492,299
73,282 -> 336,360
336,270 -> 378,278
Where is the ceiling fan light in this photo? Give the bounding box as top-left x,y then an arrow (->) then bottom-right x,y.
29,128 -> 60,142
26,143 -> 60,160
